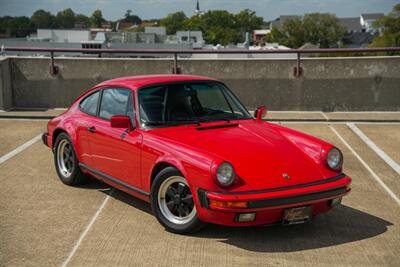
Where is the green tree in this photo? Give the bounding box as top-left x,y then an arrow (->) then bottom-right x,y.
0,16 -> 35,37
281,17 -> 305,48
31,9 -> 56,28
75,14 -> 90,28
183,14 -> 204,31
303,13 -> 345,48
370,4 -> 400,48
90,10 -> 105,28
234,9 -> 264,38
160,9 -> 263,45
122,9 -> 142,25
265,26 -> 286,44
56,8 -> 75,28
160,11 -> 187,34
201,10 -> 240,45
267,13 -> 345,48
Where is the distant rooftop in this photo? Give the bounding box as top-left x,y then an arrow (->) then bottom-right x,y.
361,13 -> 384,20
270,15 -> 301,30
339,17 -> 362,32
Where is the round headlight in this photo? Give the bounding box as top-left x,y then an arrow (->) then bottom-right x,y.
327,148 -> 343,170
216,162 -> 236,187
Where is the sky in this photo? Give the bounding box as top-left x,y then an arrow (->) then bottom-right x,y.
0,0 -> 398,21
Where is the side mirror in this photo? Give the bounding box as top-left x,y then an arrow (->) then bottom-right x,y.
254,106 -> 267,121
111,115 -> 132,129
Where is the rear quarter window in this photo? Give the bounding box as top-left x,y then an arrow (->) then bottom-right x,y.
79,90 -> 100,116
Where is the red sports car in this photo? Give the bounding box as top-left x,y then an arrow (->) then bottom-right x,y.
43,75 -> 351,234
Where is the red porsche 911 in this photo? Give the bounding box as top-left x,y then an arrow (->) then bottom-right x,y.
42,75 -> 351,234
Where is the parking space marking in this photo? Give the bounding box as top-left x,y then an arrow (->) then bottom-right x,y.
320,112 -> 329,120
0,134 -> 42,165
347,123 -> 400,176
61,189 -> 114,267
329,125 -> 400,206
0,118 -> 49,122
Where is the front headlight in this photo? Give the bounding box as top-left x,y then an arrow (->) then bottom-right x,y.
216,162 -> 236,187
326,148 -> 343,170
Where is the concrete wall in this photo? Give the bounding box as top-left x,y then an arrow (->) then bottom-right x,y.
4,56 -> 400,110
0,58 -> 12,110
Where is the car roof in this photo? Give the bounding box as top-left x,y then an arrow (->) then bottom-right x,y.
96,74 -> 217,89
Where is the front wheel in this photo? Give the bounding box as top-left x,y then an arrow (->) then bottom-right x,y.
151,167 -> 205,234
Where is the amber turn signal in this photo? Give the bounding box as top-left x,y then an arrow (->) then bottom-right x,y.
209,199 -> 248,209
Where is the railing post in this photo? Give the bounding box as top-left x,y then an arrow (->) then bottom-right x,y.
49,51 -> 59,76
172,53 -> 181,74
294,52 -> 302,77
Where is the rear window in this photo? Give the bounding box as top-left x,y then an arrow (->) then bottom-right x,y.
79,91 -> 100,116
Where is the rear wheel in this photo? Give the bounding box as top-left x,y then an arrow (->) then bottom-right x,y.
54,133 -> 88,186
151,167 -> 205,234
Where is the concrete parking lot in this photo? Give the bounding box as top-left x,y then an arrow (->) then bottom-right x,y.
0,112 -> 399,267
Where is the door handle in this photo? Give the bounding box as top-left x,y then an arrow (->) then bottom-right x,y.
87,126 -> 96,133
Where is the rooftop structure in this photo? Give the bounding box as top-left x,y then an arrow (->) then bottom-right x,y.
339,17 -> 363,33
145,27 -> 166,35
176,31 -> 205,48
28,29 -> 91,43
253,29 -> 271,44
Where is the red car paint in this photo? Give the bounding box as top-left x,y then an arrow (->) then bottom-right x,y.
43,75 -> 351,226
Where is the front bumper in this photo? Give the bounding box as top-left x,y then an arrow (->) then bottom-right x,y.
196,174 -> 351,226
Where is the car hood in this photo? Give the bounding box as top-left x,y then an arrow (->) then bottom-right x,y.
149,120 -> 331,190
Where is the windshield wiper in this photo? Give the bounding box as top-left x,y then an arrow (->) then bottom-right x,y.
197,115 -> 245,123
144,119 -> 201,127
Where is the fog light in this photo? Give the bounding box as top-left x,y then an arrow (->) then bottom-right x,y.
237,213 -> 256,222
330,197 -> 342,207
209,199 -> 248,209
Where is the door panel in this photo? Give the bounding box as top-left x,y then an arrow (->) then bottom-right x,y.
87,88 -> 143,189
89,118 -> 142,189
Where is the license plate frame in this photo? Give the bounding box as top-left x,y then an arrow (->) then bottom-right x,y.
283,206 -> 312,225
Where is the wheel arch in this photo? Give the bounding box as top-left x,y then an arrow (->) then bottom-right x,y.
52,126 -> 79,154
52,128 -> 67,148
150,160 -> 187,188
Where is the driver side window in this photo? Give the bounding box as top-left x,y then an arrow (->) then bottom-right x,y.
99,88 -> 131,121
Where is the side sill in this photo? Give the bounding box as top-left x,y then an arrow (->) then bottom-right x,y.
79,163 -> 150,197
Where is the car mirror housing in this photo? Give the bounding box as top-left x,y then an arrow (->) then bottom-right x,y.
254,106 -> 267,120
111,115 -> 132,129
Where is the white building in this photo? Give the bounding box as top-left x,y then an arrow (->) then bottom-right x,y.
360,13 -> 384,33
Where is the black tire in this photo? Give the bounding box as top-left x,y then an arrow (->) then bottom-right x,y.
53,132 -> 88,186
151,167 -> 206,234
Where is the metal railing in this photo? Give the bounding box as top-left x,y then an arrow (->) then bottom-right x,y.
2,46 -> 400,76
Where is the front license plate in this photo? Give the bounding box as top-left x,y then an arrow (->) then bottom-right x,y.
283,206 -> 312,225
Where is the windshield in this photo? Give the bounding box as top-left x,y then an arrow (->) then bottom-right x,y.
138,81 -> 252,127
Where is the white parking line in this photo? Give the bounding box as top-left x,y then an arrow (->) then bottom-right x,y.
0,134 -> 42,164
329,125 -> 400,206
320,112 -> 329,120
61,189 -> 114,267
347,123 -> 400,176
0,118 -> 50,122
